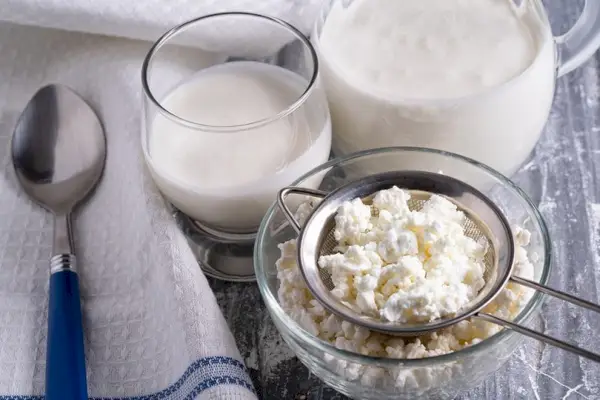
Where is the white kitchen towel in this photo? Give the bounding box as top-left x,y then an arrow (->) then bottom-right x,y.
0,8 -> 319,399
0,1 -> 327,398
0,0 -> 324,42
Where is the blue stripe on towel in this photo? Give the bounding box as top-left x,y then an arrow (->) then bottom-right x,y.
0,356 -> 255,400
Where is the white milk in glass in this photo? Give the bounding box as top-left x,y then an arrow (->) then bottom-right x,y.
146,61 -> 331,231
316,0 -> 555,177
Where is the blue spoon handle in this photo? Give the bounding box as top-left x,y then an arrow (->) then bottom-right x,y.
46,254 -> 88,400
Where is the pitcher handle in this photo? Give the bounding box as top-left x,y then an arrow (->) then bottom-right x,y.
555,0 -> 600,77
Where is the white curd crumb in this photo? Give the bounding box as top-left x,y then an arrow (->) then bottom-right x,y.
334,198 -> 373,244
372,186 -> 411,216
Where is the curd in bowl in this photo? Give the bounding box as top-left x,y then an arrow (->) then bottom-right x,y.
255,148 -> 551,399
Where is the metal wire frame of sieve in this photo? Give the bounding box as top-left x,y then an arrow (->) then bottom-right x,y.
277,171 -> 600,363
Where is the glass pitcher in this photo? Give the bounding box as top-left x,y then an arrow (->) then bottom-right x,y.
312,0 -> 600,177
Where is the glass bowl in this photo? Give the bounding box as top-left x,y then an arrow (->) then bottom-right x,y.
254,147 -> 551,399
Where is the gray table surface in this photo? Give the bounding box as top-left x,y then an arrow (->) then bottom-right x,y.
209,1 -> 600,398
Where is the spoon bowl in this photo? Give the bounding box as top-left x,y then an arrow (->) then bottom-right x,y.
12,85 -> 105,214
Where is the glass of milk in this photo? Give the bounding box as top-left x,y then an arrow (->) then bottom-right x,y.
313,0 -> 600,177
142,12 -> 332,233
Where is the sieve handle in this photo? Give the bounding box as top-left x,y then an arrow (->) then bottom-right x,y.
277,186 -> 328,233
475,313 -> 600,363
510,276 -> 600,314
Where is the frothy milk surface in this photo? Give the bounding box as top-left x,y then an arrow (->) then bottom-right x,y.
321,0 -> 536,99
316,0 -> 556,176
147,61 -> 331,230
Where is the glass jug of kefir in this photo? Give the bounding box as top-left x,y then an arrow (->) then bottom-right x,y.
314,0 -> 600,177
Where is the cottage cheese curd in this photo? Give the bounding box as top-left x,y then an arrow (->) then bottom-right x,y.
318,187 -> 487,323
276,192 -> 536,387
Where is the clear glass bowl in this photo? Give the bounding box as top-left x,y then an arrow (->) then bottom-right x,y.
254,147 -> 551,400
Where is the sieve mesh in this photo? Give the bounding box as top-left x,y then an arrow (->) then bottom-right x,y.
281,174 -> 600,359
316,191 -> 496,309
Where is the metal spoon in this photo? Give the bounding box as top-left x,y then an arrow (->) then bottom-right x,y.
11,84 -> 106,400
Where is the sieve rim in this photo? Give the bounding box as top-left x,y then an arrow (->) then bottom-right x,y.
254,146 -> 552,366
296,170 -> 516,335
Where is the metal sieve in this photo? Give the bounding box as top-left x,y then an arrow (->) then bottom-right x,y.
278,171 -> 600,362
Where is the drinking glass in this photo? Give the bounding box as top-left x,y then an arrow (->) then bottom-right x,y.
141,12 -> 331,234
